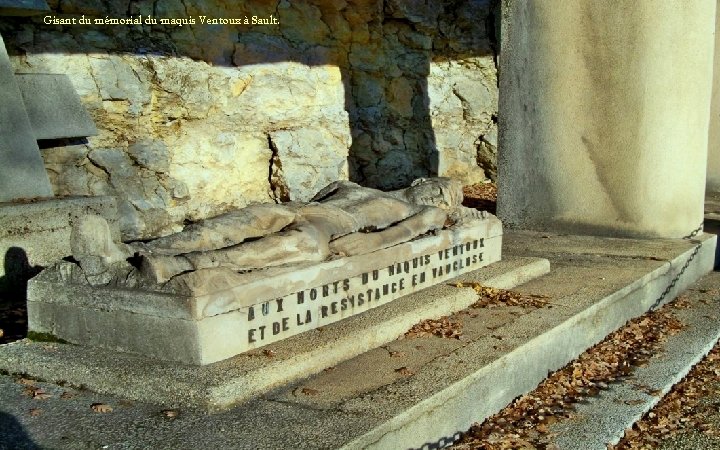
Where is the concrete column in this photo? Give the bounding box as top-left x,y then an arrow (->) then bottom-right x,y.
708,2 -> 720,194
497,0 -> 717,238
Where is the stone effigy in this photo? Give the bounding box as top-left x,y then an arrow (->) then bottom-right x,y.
28,177 -> 503,365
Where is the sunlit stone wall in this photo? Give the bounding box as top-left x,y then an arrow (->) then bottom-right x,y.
0,0 -> 497,239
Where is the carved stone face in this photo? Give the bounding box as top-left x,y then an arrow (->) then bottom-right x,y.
403,177 -> 463,210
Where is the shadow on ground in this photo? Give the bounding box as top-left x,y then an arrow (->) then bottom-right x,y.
0,411 -> 40,450
704,218 -> 720,271
0,247 -> 41,344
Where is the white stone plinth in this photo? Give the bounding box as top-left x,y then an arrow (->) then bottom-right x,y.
28,215 -> 502,365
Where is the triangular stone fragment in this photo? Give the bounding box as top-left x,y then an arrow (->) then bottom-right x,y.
0,34 -> 53,202
16,74 -> 98,140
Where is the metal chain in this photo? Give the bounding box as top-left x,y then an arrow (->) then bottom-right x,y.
649,223 -> 704,311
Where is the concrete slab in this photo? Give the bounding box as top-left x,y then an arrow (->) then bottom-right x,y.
0,196 -> 118,293
547,272 -> 720,450
15,74 -> 98,140
0,256 -> 549,410
0,231 -> 714,449
0,34 -> 53,202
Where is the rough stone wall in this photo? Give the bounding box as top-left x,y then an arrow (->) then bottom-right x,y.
0,0 -> 497,240
350,0 -> 498,188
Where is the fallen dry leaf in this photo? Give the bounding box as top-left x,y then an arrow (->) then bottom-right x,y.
395,366 -> 414,376
60,391 -> 74,400
389,351 -> 406,358
405,316 -> 463,339
161,409 -> 179,418
28,408 -> 41,417
262,349 -> 276,357
457,282 -> 552,309
300,387 -> 319,396
90,403 -> 113,413
31,388 -> 52,400
18,378 -> 35,386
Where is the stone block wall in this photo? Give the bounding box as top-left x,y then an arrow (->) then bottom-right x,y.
0,0 -> 497,240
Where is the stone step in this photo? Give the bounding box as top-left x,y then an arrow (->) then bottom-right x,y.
545,271 -> 720,449
0,255 -> 549,410
0,230 -> 715,449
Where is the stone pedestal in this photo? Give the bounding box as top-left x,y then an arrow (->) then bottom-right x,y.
498,0 -> 717,238
708,1 -> 720,194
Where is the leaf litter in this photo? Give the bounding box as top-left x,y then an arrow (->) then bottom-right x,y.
90,403 -> 113,413
404,285 -> 552,342
462,183 -> 497,214
451,297 -> 686,449
405,316 -> 463,339
457,282 -> 552,309
613,336 -> 720,448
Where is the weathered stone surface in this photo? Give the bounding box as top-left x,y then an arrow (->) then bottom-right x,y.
70,214 -> 130,282
0,34 -> 53,201
145,204 -> 298,255
29,215 -> 502,365
0,0 -> 497,237
329,206 -> 446,255
428,57 -> 498,184
0,196 -> 118,292
15,73 -> 97,139
27,176 -> 500,364
269,128 -> 351,202
139,178 -> 463,282
0,256 -> 545,420
498,0 -> 714,238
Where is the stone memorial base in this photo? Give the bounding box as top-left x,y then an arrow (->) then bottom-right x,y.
6,255 -> 547,410
27,215 -> 502,365
0,196 -> 118,293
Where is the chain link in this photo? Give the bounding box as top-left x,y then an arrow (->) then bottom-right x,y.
649,223 -> 704,311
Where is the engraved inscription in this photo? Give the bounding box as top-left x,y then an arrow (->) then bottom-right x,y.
244,238 -> 493,347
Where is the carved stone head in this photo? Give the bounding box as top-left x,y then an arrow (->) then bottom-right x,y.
401,177 -> 463,210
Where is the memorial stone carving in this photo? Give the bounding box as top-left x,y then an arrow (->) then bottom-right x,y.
29,177 -> 503,364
